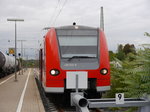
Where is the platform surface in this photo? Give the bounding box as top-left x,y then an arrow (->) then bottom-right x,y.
0,68 -> 45,112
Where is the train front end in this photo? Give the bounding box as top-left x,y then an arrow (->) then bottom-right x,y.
42,25 -> 110,97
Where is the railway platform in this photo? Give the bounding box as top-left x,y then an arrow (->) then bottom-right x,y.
0,68 -> 45,112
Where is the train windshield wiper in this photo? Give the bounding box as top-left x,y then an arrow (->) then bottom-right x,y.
68,56 -> 95,61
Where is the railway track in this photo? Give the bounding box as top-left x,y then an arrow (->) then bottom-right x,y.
36,78 -> 106,112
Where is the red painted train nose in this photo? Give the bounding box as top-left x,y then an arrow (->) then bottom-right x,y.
38,25 -> 110,94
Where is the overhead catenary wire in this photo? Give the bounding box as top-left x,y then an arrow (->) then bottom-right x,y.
49,0 -> 62,25
51,0 -> 68,26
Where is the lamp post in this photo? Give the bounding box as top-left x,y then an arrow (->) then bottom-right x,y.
7,18 -> 24,81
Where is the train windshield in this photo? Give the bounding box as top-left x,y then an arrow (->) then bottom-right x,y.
57,28 -> 98,58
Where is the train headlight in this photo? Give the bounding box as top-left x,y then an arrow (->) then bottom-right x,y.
100,68 -> 108,75
50,69 -> 60,76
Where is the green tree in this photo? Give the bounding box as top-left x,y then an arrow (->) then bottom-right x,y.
110,49 -> 150,98
123,44 -> 136,55
144,32 -> 150,37
122,33 -> 150,97
107,33 -> 150,98
116,44 -> 125,60
118,44 -> 123,52
109,51 -> 116,61
122,48 -> 150,97
106,33 -> 150,111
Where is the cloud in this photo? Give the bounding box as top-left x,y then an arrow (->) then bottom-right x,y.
0,0 -> 150,57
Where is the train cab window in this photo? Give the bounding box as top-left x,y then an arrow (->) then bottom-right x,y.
56,27 -> 98,59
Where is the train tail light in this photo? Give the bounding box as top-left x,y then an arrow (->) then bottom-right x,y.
50,69 -> 60,76
100,68 -> 108,75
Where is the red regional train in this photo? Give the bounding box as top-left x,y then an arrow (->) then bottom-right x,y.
38,24 -> 110,98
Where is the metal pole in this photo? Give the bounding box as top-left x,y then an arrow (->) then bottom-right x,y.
14,21 -> 17,81
21,41 -> 23,58
21,41 -> 23,74
18,40 -> 26,73
75,74 -> 79,112
7,18 -> 24,81
26,55 -> 28,70
24,48 -> 26,71
100,6 -> 104,31
76,74 -> 79,93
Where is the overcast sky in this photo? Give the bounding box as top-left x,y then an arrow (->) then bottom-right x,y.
0,0 -> 150,59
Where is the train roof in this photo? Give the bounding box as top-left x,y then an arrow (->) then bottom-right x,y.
43,25 -> 98,31
56,25 -> 98,30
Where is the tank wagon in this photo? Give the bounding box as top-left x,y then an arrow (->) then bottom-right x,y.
0,51 -> 19,78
